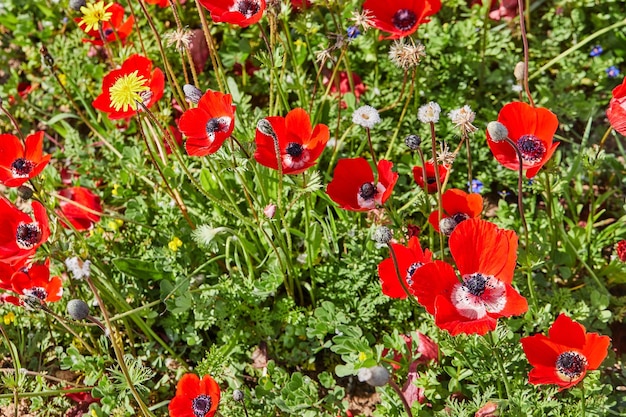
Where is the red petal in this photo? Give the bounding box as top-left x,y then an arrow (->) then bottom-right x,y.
377,243 -> 414,299
377,159 -> 398,203
434,296 -> 497,336
520,334 -> 562,368
583,332 -> 610,370
498,284 -> 528,317
0,134 -> 23,168
326,158 -> 374,211
449,219 -> 517,283
410,260 -> 457,315
548,314 -> 586,349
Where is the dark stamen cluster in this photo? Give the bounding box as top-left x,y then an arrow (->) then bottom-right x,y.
359,182 -> 377,200
392,9 -> 417,31
556,351 -> 587,380
463,273 -> 488,297
16,223 -> 42,249
236,0 -> 260,17
285,142 -> 304,158
27,287 -> 48,301
517,134 -> 546,163
192,394 -> 212,417
405,262 -> 423,285
11,158 -> 35,177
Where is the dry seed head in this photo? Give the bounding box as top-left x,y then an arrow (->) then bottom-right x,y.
389,40 -> 426,70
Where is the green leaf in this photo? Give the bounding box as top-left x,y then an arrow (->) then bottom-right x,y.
112,258 -> 173,281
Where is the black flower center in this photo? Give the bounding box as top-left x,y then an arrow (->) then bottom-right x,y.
405,262 -> 423,285
359,182 -> 377,200
392,9 -> 417,31
192,394 -> 212,417
16,223 -> 42,249
463,273 -> 488,297
206,117 -> 230,139
517,134 -> 546,164
104,28 -> 114,36
27,287 -> 47,300
556,351 -> 587,380
285,142 -> 303,158
11,158 -> 35,177
426,176 -> 436,185
452,212 -> 470,224
236,0 -> 260,17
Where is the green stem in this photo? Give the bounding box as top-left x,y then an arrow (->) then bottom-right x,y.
488,331 -> 513,401
429,122 -> 445,258
580,381 -> 586,417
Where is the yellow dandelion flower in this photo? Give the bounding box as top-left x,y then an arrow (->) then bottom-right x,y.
168,237 -> 183,252
108,70 -> 150,113
3,312 -> 16,325
112,183 -> 120,196
79,1 -> 114,33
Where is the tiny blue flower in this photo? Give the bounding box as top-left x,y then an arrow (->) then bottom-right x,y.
606,66 -> 621,78
470,179 -> 483,193
347,25 -> 361,40
589,45 -> 603,57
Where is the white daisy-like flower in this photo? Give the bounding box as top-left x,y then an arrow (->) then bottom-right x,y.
418,101 -> 441,123
352,105 -> 381,128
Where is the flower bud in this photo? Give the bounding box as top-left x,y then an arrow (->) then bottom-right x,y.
183,84 -> 203,104
404,134 -> 422,150
257,119 -> 277,139
373,226 -> 393,245
67,299 -> 90,320
233,389 -> 244,402
358,366 -> 390,387
69,0 -> 87,10
439,217 -> 458,236
18,185 -> 33,200
486,121 -> 508,143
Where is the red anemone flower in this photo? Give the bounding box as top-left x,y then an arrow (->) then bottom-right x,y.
57,187 -> 102,231
11,259 -> 63,303
168,373 -> 220,417
412,162 -> 448,194
0,131 -> 51,187
254,108 -> 329,175
0,199 -> 50,265
607,75 -> 626,136
377,236 -> 432,299
363,0 -> 442,40
93,54 -> 165,120
75,3 -> 134,45
427,188 -> 483,233
327,158 -> 398,211
411,219 -> 528,336
178,90 -> 236,157
487,101 -> 559,179
520,314 -> 611,390
198,0 -> 265,28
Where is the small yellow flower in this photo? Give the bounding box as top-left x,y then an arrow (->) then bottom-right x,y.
108,70 -> 150,113
358,351 -> 367,362
3,312 -> 16,325
168,237 -> 183,252
293,38 -> 306,49
57,73 -> 67,86
112,183 -> 120,196
79,1 -> 114,33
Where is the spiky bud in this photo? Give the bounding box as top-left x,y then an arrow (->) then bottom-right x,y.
404,134 -> 422,150
69,0 -> 87,11
67,299 -> 90,320
486,121 -> 508,143
18,185 -> 33,200
233,389 -> 244,402
358,366 -> 390,387
439,217 -> 458,236
183,84 -> 203,104
373,226 -> 393,245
